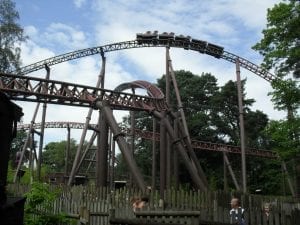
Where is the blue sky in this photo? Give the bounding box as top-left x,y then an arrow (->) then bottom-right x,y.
14,0 -> 284,145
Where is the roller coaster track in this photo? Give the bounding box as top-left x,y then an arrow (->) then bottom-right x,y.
14,40 -> 277,82
0,73 -> 167,111
17,121 -> 278,159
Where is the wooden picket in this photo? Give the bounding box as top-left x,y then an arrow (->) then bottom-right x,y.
7,184 -> 300,225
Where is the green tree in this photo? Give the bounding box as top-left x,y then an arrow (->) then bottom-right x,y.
252,0 -> 300,78
265,118 -> 300,159
157,71 -> 219,142
253,1 -> 300,195
0,0 -> 26,73
42,139 -> 77,173
269,79 -> 300,120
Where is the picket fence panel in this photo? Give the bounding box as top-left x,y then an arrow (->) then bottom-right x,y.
7,184 -> 300,225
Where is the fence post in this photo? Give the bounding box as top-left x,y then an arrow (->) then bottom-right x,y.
109,208 -> 116,220
79,206 -> 90,225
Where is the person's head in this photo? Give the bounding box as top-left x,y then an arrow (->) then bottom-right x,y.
230,198 -> 240,209
264,203 -> 271,213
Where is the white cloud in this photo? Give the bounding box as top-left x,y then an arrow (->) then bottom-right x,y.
20,40 -> 55,67
24,23 -> 89,52
74,0 -> 86,8
44,23 -> 88,50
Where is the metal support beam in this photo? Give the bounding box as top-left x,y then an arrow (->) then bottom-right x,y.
223,152 -> 228,191
37,65 -> 50,180
160,114 -> 167,198
165,47 -> 171,189
29,132 -> 35,183
168,54 -> 208,187
96,110 -> 109,187
153,110 -> 207,191
13,103 -> 40,183
223,153 -> 241,191
77,132 -> 97,174
97,101 -> 146,191
64,124 -> 71,177
130,89 -> 135,186
177,121 -> 208,186
152,118 -> 157,190
68,53 -> 106,185
173,114 -> 179,190
281,161 -> 296,197
110,135 -> 116,189
236,59 -> 247,193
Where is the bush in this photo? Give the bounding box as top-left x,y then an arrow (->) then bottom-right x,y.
24,182 -> 72,225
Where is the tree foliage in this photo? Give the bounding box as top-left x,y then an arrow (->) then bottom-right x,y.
252,0 -> 300,78
24,182 -> 72,225
0,0 -> 26,73
42,139 -> 77,173
269,79 -> 300,120
117,70 -> 272,191
265,118 -> 300,159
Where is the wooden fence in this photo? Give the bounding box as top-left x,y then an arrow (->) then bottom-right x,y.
7,184 -> 300,225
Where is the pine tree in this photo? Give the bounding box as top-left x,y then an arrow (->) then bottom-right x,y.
0,0 -> 26,73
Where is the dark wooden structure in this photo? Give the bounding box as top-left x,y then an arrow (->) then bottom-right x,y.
0,92 -> 25,225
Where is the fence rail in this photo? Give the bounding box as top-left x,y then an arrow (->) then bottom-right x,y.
7,184 -> 300,225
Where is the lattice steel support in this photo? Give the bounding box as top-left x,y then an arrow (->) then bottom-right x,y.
15,38 -> 278,83
17,121 -> 278,159
76,131 -> 98,174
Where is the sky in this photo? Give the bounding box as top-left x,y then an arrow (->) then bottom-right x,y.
13,0 -> 285,146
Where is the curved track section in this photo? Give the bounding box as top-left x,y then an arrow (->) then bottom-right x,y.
15,39 -> 277,82
17,121 -> 278,159
114,80 -> 165,98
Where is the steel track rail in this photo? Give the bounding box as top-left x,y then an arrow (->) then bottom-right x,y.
17,121 -> 278,159
0,73 -> 167,111
15,40 -> 277,82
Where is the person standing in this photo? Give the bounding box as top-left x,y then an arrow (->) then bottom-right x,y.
230,198 -> 246,225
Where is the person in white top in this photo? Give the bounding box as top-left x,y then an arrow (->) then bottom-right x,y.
230,198 -> 246,225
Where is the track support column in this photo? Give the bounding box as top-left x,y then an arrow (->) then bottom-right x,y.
236,59 -> 247,193
64,124 -> 71,178
96,100 -> 146,191
151,118 -> 157,190
96,110 -> 109,187
153,111 -> 207,191
160,112 -> 167,198
37,65 -> 50,180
